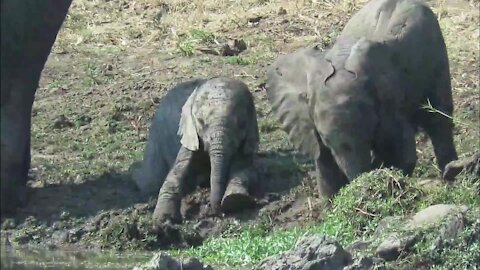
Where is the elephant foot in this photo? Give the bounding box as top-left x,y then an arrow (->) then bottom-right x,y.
443,152 -> 480,181
153,194 -> 182,225
1,173 -> 28,216
221,180 -> 255,213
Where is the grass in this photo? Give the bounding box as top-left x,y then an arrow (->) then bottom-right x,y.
170,169 -> 480,268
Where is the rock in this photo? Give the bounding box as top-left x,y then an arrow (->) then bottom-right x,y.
346,240 -> 371,254
343,256 -> 373,270
373,216 -> 404,238
375,233 -> 417,261
255,235 -> 352,270
407,204 -> 468,229
443,152 -> 480,181
133,252 -> 213,270
133,253 -> 181,270
183,257 -> 214,270
431,211 -> 466,250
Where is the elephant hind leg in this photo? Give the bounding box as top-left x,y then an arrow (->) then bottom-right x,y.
153,146 -> 197,224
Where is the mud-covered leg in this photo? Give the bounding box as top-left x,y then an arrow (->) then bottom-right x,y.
221,154 -> 256,213
153,146 -> 196,224
315,143 -> 349,199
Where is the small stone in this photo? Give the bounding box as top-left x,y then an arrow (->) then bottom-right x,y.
343,256 -> 373,270
182,257 -> 214,270
278,7 -> 287,15
346,240 -> 371,254
375,233 -> 417,261
133,252 -> 181,270
133,253 -> 211,270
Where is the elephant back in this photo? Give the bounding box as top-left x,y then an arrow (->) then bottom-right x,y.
151,79 -> 207,165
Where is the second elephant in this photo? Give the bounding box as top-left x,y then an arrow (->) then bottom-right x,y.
134,77 -> 260,224
266,0 -> 457,199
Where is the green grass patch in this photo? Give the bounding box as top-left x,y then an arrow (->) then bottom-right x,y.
171,169 -> 479,268
224,56 -> 252,65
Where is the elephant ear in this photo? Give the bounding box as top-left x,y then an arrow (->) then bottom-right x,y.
266,46 -> 332,158
178,87 -> 200,151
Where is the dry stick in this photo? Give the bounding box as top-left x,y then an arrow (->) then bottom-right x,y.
354,207 -> 377,217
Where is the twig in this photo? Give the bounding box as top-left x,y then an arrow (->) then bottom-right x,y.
354,207 -> 377,217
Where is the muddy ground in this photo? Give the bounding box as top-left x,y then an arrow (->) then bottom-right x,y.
1,0 -> 479,266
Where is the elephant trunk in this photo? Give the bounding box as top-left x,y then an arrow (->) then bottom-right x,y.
334,147 -> 372,181
208,131 -> 231,212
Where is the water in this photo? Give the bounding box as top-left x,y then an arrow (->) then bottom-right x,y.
1,243 -> 151,270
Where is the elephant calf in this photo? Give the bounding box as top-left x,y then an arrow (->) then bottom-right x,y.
133,77 -> 259,224
266,0 -> 457,199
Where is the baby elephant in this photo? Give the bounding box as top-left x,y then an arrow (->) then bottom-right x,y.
266,0 -> 457,199
133,77 -> 259,224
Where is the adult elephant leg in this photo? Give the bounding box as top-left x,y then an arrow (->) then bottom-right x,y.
153,146 -> 196,224
1,1 -> 72,214
315,142 -> 350,199
221,154 -> 256,213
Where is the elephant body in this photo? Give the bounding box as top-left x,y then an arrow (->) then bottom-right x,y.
266,0 -> 457,198
133,79 -> 207,195
1,1 -> 72,214
134,78 -> 260,224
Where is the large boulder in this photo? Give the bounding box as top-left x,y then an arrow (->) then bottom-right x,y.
256,235 -> 352,270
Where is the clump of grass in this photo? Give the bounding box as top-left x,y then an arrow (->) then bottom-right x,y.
321,169 -> 424,243
177,28 -> 217,56
224,56 -> 252,65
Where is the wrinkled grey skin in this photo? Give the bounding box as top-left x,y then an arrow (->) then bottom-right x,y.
132,79 -> 208,195
1,1 -> 72,214
135,78 -> 259,224
266,0 -> 457,198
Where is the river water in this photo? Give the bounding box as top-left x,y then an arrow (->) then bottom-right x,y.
1,243 -> 151,270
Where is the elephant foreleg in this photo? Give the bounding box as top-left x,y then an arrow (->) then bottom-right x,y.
315,143 -> 350,199
153,146 -> 196,224
221,155 -> 256,213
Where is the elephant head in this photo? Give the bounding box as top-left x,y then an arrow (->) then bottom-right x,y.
308,37 -> 380,180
